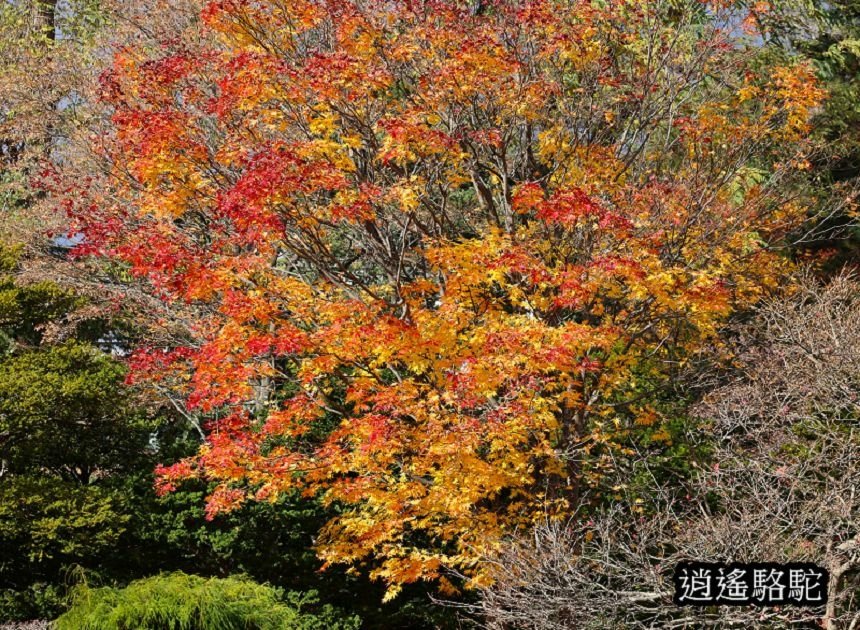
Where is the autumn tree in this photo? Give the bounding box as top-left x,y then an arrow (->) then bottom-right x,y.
59,0 -> 827,595
2,5 -> 457,624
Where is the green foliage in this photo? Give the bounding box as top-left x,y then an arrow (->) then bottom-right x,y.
0,477 -> 128,620
795,2 -> 860,181
0,477 -> 127,564
0,243 -> 155,620
0,248 -> 82,349
0,346 -> 148,621
0,341 -> 153,481
0,581 -> 64,622
0,244 -> 120,350
55,573 -> 360,630
119,473 -> 464,629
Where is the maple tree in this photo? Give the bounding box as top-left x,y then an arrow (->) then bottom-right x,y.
60,0 -> 826,595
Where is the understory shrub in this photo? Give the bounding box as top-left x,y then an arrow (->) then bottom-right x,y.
54,572 -> 360,630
